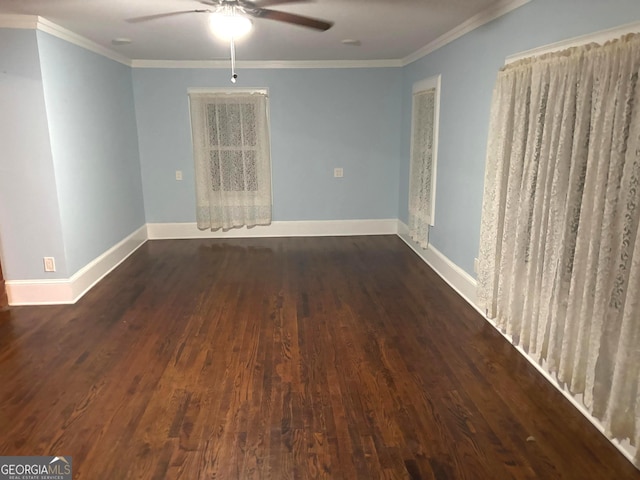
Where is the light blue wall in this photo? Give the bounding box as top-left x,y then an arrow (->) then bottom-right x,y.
399,0 -> 640,275
4,0 -> 640,282
38,32 -> 146,275
133,67 -> 402,223
0,29 -> 68,280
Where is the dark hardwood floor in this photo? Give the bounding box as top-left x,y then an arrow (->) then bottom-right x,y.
0,236 -> 638,479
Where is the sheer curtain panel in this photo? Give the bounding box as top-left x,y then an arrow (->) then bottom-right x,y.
189,91 -> 272,231
478,33 -> 640,464
408,82 -> 439,248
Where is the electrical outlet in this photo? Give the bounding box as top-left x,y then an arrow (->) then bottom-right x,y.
175,170 -> 183,181
334,167 -> 343,178
43,257 -> 56,272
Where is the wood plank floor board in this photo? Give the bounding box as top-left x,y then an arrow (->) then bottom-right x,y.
0,236 -> 638,479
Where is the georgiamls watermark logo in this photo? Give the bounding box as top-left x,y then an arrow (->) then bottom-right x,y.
0,456 -> 72,480
49,456 -> 71,471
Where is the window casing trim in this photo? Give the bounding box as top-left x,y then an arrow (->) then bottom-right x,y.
410,74 -> 441,226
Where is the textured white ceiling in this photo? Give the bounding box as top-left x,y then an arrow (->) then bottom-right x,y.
0,0 -> 509,62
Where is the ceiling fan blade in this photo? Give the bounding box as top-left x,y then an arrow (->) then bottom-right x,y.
252,0 -> 312,7
199,0 -> 223,7
250,8 -> 333,31
201,0 -> 310,8
127,10 -> 208,23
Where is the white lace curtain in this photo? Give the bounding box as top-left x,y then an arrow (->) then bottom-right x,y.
478,33 -> 640,464
189,91 -> 272,231
409,88 -> 437,248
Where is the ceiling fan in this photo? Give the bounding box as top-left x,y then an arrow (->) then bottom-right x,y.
128,0 -> 333,82
128,0 -> 333,32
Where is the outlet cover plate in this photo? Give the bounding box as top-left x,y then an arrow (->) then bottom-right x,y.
43,257 -> 56,272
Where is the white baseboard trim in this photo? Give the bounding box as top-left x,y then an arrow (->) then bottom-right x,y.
3,217 -> 638,465
147,219 -> 399,240
5,279 -> 75,306
396,221 -> 638,468
5,220 -> 395,305
69,225 -> 148,302
397,222 -> 480,311
6,225 -> 148,306
495,321 -> 638,467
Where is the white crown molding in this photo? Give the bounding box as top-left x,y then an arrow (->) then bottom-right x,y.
5,225 -> 147,306
401,0 -> 531,67
0,14 -> 131,66
2,0 -> 528,70
506,20 -> 640,64
147,219 -> 399,239
131,58 -> 402,69
0,14 -> 39,29
35,17 -> 132,66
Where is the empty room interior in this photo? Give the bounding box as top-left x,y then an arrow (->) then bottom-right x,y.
2,0 -> 640,478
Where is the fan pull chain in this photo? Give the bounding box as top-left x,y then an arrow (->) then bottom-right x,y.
230,37 -> 238,83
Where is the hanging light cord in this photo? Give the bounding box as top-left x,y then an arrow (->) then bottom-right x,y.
230,36 -> 238,83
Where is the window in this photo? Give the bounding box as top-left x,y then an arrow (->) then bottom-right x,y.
408,75 -> 440,249
188,89 -> 271,231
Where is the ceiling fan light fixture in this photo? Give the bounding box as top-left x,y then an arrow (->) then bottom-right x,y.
208,8 -> 253,41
